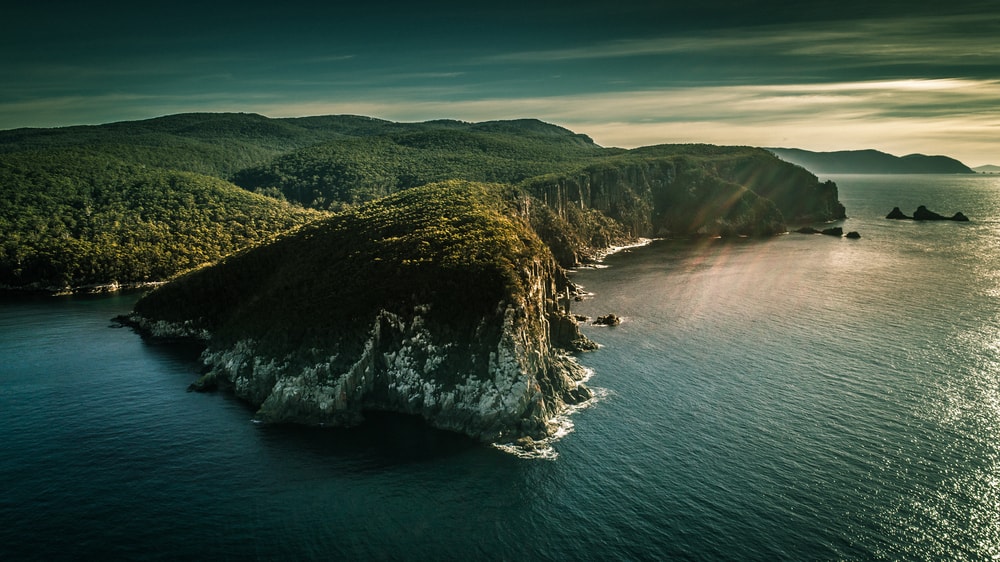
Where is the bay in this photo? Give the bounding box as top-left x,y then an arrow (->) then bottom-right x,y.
2,174 -> 999,560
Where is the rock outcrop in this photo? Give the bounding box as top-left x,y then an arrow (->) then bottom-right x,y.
886,207 -> 909,219
593,314 -> 622,326
122,181 -> 595,442
887,206 -> 969,221
913,205 -> 948,220
794,226 -> 860,239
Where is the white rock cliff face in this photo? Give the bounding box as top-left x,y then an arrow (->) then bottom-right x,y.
128,255 -> 592,442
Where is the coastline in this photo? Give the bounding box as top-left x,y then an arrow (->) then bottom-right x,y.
581,237 -> 655,267
0,280 -> 165,297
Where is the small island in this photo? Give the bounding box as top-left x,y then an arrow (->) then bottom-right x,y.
886,206 -> 969,221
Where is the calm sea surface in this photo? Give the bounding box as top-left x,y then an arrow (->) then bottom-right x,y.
3,174 -> 1000,560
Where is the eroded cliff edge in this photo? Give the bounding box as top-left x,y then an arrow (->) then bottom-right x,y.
522,146 -> 846,266
120,181 -> 593,442
117,143 -> 847,444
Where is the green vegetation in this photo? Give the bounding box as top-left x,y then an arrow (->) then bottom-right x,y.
0,150 -> 320,290
0,113 -> 352,178
230,125 -> 607,210
608,144 -> 844,223
134,181 -> 548,359
0,112 -> 845,292
767,147 -> 975,175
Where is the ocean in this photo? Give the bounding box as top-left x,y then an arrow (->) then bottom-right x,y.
2,174 -> 999,560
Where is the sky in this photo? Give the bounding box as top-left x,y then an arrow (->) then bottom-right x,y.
2,1 -> 998,165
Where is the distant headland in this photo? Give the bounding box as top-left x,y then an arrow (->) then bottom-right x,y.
768,148 -> 975,175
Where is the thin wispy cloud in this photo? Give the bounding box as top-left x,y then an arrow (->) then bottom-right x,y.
235,79 -> 1000,164
485,13 -> 1000,76
2,2 -> 999,164
5,77 -> 998,164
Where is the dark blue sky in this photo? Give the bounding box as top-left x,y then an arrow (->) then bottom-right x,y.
3,1 -> 998,164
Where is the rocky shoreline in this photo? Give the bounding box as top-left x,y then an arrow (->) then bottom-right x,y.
119,182 -> 600,444
2,280 -> 165,297
120,289 -> 596,443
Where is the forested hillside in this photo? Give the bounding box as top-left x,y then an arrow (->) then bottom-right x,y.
0,150 -> 320,291
768,147 -> 975,174
1,113 -> 845,292
231,125 -> 609,209
126,180 -> 594,440
132,180 -> 541,351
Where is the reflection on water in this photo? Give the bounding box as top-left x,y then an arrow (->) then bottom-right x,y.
4,175 -> 1000,559
570,175 -> 1000,559
886,319 -> 1000,560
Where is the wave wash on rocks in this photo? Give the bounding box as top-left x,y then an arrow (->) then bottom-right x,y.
121,181 -> 594,442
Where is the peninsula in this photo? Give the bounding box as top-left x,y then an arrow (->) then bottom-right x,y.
768,147 -> 975,175
3,113 -> 847,442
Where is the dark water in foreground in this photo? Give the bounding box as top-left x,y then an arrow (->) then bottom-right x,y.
3,175 -> 1000,560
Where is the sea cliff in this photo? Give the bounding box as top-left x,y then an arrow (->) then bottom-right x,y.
121,181 -> 593,441
522,147 -> 845,265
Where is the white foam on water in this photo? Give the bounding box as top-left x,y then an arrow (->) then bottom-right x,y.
591,238 -> 654,263
492,385 -> 611,461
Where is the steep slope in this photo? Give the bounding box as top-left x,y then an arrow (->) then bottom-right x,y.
122,181 -> 593,442
522,146 -> 843,265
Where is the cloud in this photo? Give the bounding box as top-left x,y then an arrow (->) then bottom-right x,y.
484,13 -> 1000,81
2,78 -> 998,166
240,79 -> 1000,164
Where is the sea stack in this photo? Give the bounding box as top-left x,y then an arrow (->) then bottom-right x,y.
887,205 -> 969,221
886,207 -> 910,219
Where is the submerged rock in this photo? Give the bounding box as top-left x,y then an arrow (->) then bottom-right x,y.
821,227 -> 844,237
845,231 -> 861,239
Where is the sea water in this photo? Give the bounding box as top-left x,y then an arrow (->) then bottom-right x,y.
2,174 -> 999,560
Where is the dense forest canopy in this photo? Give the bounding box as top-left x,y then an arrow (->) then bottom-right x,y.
0,112 -> 844,292
767,147 -> 976,174
231,126 -> 609,209
132,180 -> 544,353
0,149 -> 320,290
